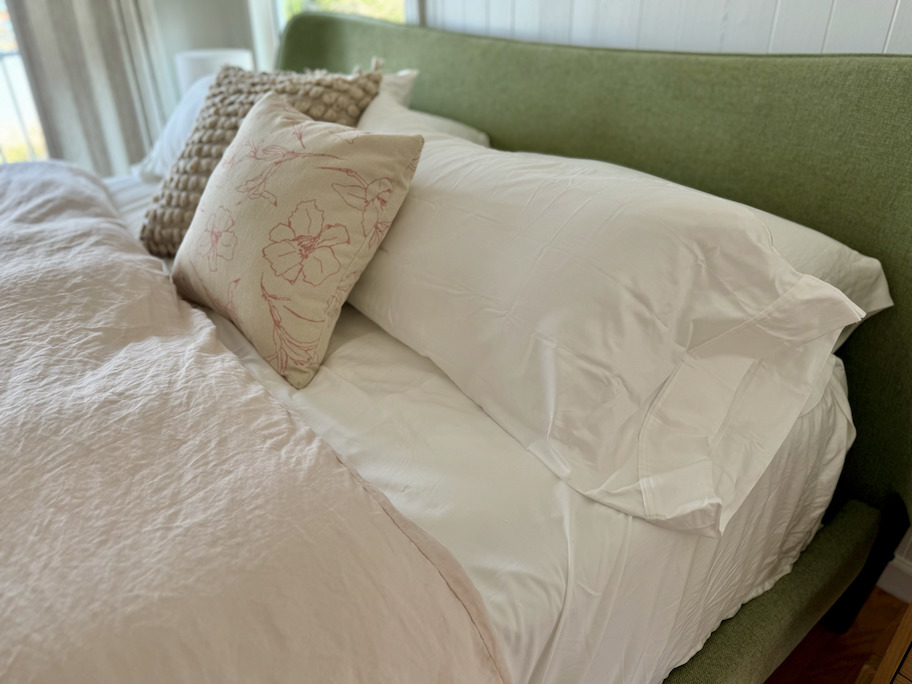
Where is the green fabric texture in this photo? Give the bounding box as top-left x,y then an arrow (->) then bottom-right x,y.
665,500 -> 879,683
278,13 -> 912,521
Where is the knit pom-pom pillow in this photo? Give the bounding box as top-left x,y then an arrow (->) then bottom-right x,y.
140,65 -> 382,257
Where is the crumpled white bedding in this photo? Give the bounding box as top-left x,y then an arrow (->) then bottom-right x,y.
103,173 -> 160,237
2,162 -> 510,684
212,308 -> 853,684
105,172 -> 855,683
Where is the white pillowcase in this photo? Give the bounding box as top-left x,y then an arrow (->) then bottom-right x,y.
348,137 -> 864,536
359,91 -> 491,147
379,68 -> 419,107
403,143 -> 888,327
748,206 -> 892,347
135,68 -> 421,183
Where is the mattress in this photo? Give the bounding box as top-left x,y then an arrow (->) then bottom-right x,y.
103,174 -> 855,683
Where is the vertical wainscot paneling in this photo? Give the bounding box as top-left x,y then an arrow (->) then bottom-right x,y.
432,0 -> 911,55
512,0 -> 542,40
637,0 -> 685,50
823,0 -> 899,52
886,0 -> 912,52
424,0 -> 442,29
462,0 -> 489,34
570,1 -> 601,47
440,0 -> 466,32
719,0 -> 779,52
595,0 -> 641,49
486,0 -> 513,37
767,0 -> 833,53
676,0 -> 727,51
540,2 -> 573,44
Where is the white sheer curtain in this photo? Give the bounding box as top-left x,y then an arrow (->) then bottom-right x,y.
7,0 -> 175,176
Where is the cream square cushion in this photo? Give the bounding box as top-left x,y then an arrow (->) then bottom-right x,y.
142,65 -> 382,258
172,93 -> 423,388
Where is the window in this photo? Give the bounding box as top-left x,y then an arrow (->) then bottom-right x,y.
0,0 -> 47,163
276,0 -> 406,29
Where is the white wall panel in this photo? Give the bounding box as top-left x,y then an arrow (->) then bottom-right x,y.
512,0 -> 542,40
486,0 -> 514,38
462,0 -> 488,34
823,0 -> 899,52
886,0 -> 912,52
676,0 -> 727,51
571,0 -> 602,47
431,0 -> 912,55
595,0 -> 642,49
637,0 -> 685,50
767,0 -> 832,53
541,1 -> 573,44
719,0 -> 779,53
441,0 -> 467,32
424,0 -> 443,28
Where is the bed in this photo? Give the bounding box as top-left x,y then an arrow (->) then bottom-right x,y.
3,11 -> 910,684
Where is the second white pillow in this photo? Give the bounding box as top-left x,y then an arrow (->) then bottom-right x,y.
359,91 -> 491,147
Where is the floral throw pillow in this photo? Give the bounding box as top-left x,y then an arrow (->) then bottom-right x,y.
172,93 -> 423,388
141,65 -> 383,258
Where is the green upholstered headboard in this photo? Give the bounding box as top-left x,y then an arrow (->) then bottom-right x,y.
277,13 -> 912,521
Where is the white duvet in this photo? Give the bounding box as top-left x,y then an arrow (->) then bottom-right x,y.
0,162 -> 510,684
103,171 -> 856,683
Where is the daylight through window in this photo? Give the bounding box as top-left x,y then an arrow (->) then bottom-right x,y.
277,0 -> 405,29
0,0 -> 47,164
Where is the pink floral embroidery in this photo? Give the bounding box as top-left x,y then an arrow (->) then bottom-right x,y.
220,148 -> 239,171
234,127 -> 339,206
407,150 -> 421,174
262,200 -> 350,287
323,267 -> 363,330
260,277 -> 321,375
223,278 -> 241,318
322,167 -> 394,248
325,268 -> 363,316
253,97 -> 302,122
331,128 -> 370,145
196,206 -> 237,271
190,262 -> 241,320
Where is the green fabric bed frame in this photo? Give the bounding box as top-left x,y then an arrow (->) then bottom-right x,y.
277,13 -> 912,682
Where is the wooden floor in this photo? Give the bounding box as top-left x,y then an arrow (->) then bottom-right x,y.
766,587 -> 908,683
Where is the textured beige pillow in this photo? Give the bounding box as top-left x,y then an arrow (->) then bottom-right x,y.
171,93 -> 423,388
141,65 -> 382,257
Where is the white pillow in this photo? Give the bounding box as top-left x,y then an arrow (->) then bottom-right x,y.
380,68 -> 419,107
748,207 -> 892,347
355,91 -> 891,332
348,137 -> 863,536
135,68 -> 420,183
135,75 -> 215,182
359,91 -> 491,147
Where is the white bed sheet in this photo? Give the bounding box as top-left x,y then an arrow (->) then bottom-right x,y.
104,174 -> 854,683
103,174 -> 160,241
